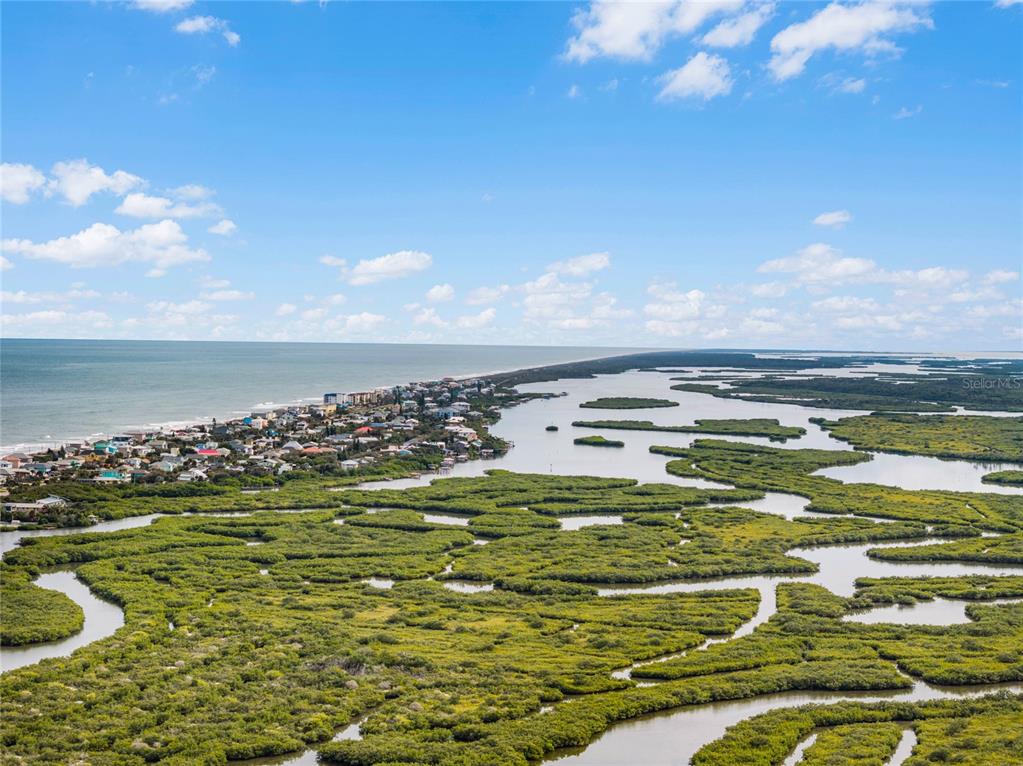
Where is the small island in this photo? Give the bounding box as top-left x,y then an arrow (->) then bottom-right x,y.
982,470 -> 1023,487
572,418 -> 806,442
579,397 -> 679,410
545,425 -> 559,432
573,435 -> 625,448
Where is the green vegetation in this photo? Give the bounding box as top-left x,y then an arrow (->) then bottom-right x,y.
650,439 -> 1023,532
579,397 -> 679,409
572,418 -> 806,442
670,373 -> 1023,412
573,435 -> 625,448
0,574 -> 84,645
984,470 -> 1023,487
545,425 -> 559,432
693,695 -> 1023,766
3,421 -> 1021,763
816,413 -> 1023,461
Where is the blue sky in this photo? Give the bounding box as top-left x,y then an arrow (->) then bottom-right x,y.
1,0 -> 1020,351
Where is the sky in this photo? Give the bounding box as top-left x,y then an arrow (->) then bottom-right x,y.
1,0 -> 1021,351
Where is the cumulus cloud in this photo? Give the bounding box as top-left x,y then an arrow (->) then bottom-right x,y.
347,250 -> 432,285
175,15 -> 240,46
456,307 -> 497,329
116,192 -> 220,219
813,209 -> 853,228
644,283 -> 709,320
172,184 -> 214,200
202,289 -> 254,301
702,2 -> 774,47
131,0 -> 194,11
0,309 -> 113,335
339,312 -> 386,334
547,252 -> 611,277
412,306 -> 447,327
983,269 -> 1019,285
275,303 -> 297,317
2,219 -> 209,272
0,256 -> 13,271
760,243 -> 969,292
1,163 -> 47,204
750,281 -> 788,298
564,0 -> 743,62
522,272 -> 594,320
768,1 -> 932,81
425,283 -> 455,302
208,219 -> 237,236
47,159 -> 144,207
657,52 -> 733,101
811,295 -> 880,312
759,243 -> 875,285
466,285 -> 510,305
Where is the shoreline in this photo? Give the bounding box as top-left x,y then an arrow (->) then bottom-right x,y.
0,349 -> 641,455
4,347 -> 1021,455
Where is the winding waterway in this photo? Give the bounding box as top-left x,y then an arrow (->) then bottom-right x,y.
2,364 -> 1020,764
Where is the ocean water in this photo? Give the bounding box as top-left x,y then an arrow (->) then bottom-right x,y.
0,338 -> 640,451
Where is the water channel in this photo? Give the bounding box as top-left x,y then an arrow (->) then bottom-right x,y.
2,365 -> 1020,765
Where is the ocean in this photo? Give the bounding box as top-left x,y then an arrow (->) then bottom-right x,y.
0,338 -> 641,451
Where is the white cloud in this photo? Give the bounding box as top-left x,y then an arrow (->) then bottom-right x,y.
564,0 -> 743,63
750,281 -> 788,298
131,0 -> 194,11
48,159 -> 144,207
522,272 -> 594,320
0,309 -> 113,335
644,283 -> 708,320
995,0 -> 1022,7
319,255 -> 347,268
275,303 -> 297,317
591,292 -> 634,320
208,219 -> 237,235
481,192 -> 494,203
202,289 -> 253,301
983,269 -> 1019,285
813,209 -> 853,228
175,15 -> 241,46
301,307 -> 329,321
702,2 -> 774,47
811,295 -> 880,312
426,283 -> 455,302
1,288 -> 101,305
456,307 -> 497,329
0,256 -> 12,271
115,192 -> 220,219
657,52 -> 733,101
547,252 -> 611,277
838,77 -> 866,93
567,84 -> 582,99
172,184 -> 214,200
466,285 -> 510,305
347,250 -> 432,285
339,312 -> 386,334
2,219 -> 208,272
323,293 -> 347,306
759,243 -> 875,285
768,1 -> 932,81
760,243 -> 969,292
893,104 -> 923,119
412,306 -> 447,327
1,163 -> 46,204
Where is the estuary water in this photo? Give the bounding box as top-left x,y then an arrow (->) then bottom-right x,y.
2,360 -> 1021,763
0,338 -> 639,451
